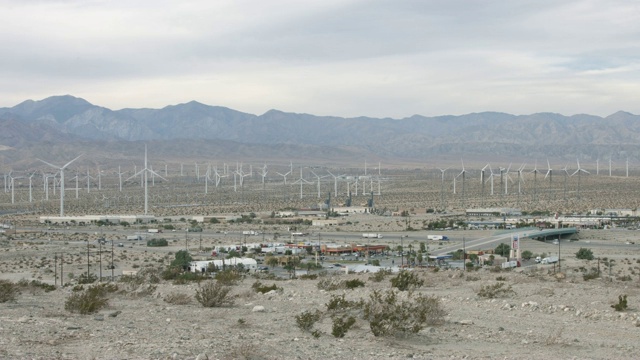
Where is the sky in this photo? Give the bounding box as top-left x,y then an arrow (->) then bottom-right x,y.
1,0 -> 640,118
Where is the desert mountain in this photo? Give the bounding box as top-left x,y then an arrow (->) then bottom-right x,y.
1,95 -> 639,165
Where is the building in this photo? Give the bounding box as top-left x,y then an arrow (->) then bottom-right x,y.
465,208 -> 522,217
189,257 -> 258,273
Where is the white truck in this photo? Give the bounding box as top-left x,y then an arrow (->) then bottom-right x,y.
127,235 -> 143,241
147,229 -> 161,233
362,233 -> 383,239
427,235 -> 449,241
541,256 -> 559,264
243,230 -> 258,236
501,260 -> 518,269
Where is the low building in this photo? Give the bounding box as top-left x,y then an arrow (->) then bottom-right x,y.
189,257 -> 258,273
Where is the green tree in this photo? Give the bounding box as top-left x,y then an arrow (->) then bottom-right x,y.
576,248 -> 594,260
416,252 -> 423,266
170,250 -> 193,271
495,243 -> 510,257
521,250 -> 533,260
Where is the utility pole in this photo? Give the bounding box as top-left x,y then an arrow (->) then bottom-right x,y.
111,240 -> 114,282
99,240 -> 102,282
462,236 -> 466,272
54,254 -> 57,286
60,254 -> 64,287
87,241 -> 90,280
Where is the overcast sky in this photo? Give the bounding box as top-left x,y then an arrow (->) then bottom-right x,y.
1,0 -> 639,118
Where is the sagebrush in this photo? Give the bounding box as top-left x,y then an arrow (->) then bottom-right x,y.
195,281 -> 234,307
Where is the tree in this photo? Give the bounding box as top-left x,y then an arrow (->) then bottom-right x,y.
416,252 -> 423,266
266,256 -> 279,269
576,248 -> 594,260
170,250 -> 193,271
495,243 -> 510,257
521,250 -> 533,260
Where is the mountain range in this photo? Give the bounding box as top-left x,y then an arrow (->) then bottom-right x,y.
1,95 -> 639,167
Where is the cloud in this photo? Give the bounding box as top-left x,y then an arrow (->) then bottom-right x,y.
0,0 -> 639,117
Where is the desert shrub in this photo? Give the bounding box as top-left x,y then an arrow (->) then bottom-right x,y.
617,275 -> 632,281
215,269 -> 243,286
146,238 -> 168,247
326,294 -> 363,312
172,272 -> 207,285
332,315 -> 356,338
583,270 -> 600,281
363,289 -> 445,337
369,268 -> 392,282
576,248 -> 594,260
465,275 -> 480,282
0,280 -> 19,303
477,282 -> 515,298
317,278 -> 345,291
77,272 -> 98,284
345,279 -> 365,289
195,281 -> 234,307
251,281 -> 279,294
390,270 -> 424,291
164,292 -> 192,305
64,285 -> 109,314
496,276 -> 507,281
295,310 -> 322,332
611,295 -> 628,311
17,279 -> 56,292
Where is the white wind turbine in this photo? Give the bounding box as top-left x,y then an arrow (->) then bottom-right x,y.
438,167 -> 449,210
516,163 -> 526,206
326,170 -> 343,196
293,167 -> 312,199
503,164 -> 513,195
276,162 -> 293,200
571,159 -> 590,200
126,145 -> 166,215
485,165 -> 496,196
529,161 -> 539,202
544,159 -> 553,200
626,158 -> 630,177
455,160 -> 466,207
37,154 -> 82,217
259,164 -> 268,190
609,156 -> 613,177
28,172 -> 36,203
8,172 -> 23,204
480,164 -> 489,205
310,170 -> 329,198
117,166 -> 126,192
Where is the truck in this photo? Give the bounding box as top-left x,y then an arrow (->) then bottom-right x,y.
242,230 -> 258,236
541,256 -> 559,264
362,233 -> 383,239
501,260 -> 519,269
127,235 -> 143,241
147,229 -> 162,233
427,235 -> 449,241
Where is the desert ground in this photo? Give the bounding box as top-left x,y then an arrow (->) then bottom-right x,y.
2,217 -> 640,359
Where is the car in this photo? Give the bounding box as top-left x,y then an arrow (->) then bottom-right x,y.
257,266 -> 269,272
333,263 -> 343,268
117,243 -> 124,247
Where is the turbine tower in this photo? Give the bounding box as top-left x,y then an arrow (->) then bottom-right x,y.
126,145 -> 166,215
439,167 -> 449,210
571,159 -> 590,201
37,155 -> 82,217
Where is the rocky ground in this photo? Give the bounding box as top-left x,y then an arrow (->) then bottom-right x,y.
1,229 -> 640,359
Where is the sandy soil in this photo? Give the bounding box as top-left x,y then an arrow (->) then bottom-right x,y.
1,227 -> 640,359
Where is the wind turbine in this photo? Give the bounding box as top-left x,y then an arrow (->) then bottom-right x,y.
117,166 -> 126,192
310,170 -> 329,198
562,164 -> 569,203
126,145 -> 166,215
480,164 -> 489,206
276,162 -> 293,201
609,156 -> 613,177
544,159 -> 553,200
571,159 -> 590,200
259,164 -> 268,190
37,154 -> 82,217
529,161 -> 539,202
455,160 -> 466,207
503,164 -> 513,196
438,167 -> 449,210
326,170 -> 343,196
8,172 -> 23,204
28,172 -> 36,203
626,158 -> 630,177
516,163 -> 526,206
293,167 -> 312,199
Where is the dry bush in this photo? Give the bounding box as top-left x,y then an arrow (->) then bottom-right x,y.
64,285 -> 109,314
223,343 -> 268,360
477,282 -> 516,298
363,289 -> 445,337
164,292 -> 192,305
317,277 -> 345,291
195,281 -> 234,307
0,280 -> 19,303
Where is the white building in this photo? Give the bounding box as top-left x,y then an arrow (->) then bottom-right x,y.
189,257 -> 258,273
